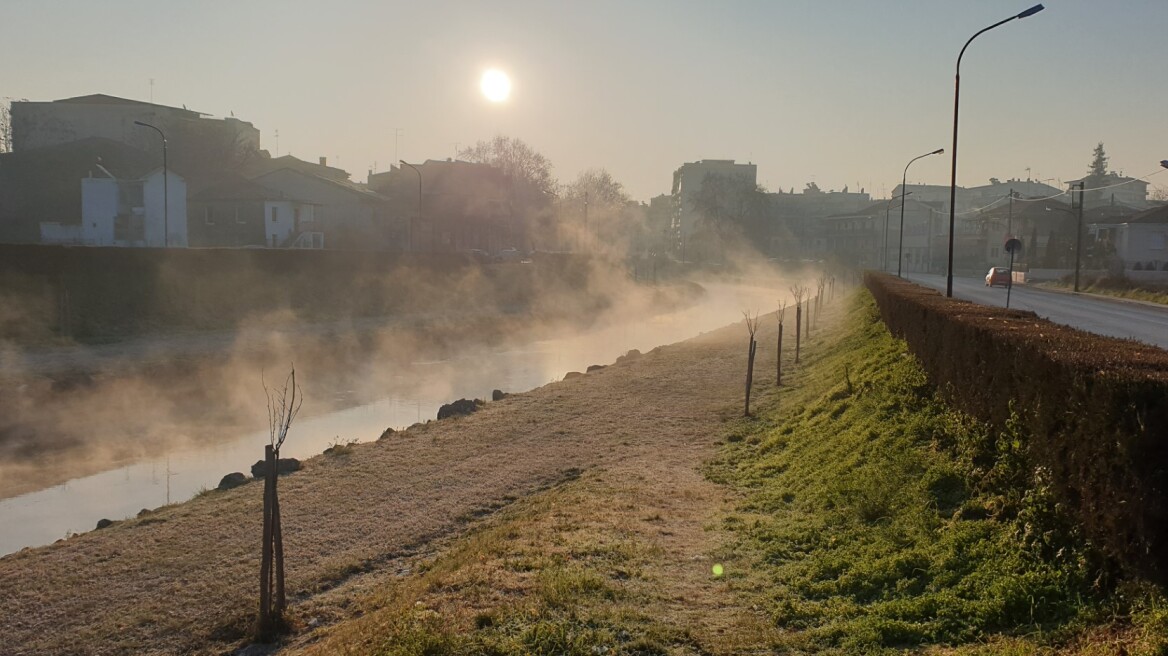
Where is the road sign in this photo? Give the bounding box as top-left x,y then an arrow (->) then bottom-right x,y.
1004,238 -> 1022,255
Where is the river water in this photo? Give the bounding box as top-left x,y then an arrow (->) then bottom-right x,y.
0,281 -> 783,556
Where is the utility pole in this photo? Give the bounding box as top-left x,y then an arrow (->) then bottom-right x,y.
1073,181 -> 1085,292
1007,188 -> 1014,239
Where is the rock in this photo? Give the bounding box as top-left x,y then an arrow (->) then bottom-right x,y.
95,518 -> 114,530
437,398 -> 483,420
615,349 -> 642,365
491,389 -> 508,401
137,508 -> 152,517
250,457 -> 302,479
563,371 -> 584,380
586,364 -> 606,373
218,472 -> 249,490
378,427 -> 396,440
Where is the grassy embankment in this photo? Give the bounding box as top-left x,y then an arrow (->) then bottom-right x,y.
1039,276 -> 1168,306
282,290 -> 1168,654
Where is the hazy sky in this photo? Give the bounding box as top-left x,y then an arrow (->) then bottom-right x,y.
5,0 -> 1166,201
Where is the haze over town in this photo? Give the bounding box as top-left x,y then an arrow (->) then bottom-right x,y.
5,0 -> 1167,201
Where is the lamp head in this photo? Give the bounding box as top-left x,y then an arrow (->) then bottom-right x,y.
400,159 -> 407,165
133,120 -> 147,127
1161,159 -> 1168,169
1017,4 -> 1044,18
931,148 -> 945,155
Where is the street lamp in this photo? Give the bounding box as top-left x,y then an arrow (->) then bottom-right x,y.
883,191 -> 911,272
1161,160 -> 1168,169
898,148 -> 944,277
400,160 -> 421,252
133,120 -> 168,247
946,3 -> 1045,297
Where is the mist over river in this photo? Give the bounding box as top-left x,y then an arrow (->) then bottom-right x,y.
1,281 -> 788,555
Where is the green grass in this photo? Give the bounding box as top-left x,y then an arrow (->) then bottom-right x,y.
1040,276 -> 1168,306
708,291 -> 1168,653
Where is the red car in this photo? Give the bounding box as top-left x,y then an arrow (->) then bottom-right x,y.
985,267 -> 1011,287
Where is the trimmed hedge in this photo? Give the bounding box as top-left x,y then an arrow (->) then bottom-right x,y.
865,272 -> 1168,583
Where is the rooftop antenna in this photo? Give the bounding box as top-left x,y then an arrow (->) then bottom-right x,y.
274,129 -> 280,156
394,128 -> 403,163
149,78 -> 154,103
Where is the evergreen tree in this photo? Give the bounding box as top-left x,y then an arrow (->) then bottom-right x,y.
1084,142 -> 1109,205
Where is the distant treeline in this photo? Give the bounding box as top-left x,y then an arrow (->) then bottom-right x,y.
865,272 -> 1168,585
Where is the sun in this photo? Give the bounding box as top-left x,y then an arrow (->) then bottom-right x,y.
480,69 -> 511,103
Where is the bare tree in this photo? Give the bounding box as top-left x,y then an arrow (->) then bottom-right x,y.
815,274 -> 829,328
258,366 -> 302,639
776,300 -> 788,386
790,285 -> 807,363
743,311 -> 760,417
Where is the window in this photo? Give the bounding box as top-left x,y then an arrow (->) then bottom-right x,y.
204,207 -> 215,225
271,206 -> 278,223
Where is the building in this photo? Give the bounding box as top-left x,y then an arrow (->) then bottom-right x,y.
188,176 -> 319,248
1066,173 -> 1150,210
40,168 -> 187,247
250,167 -> 396,251
817,197 -> 939,272
769,184 -> 871,257
11,94 -> 259,159
670,159 -> 757,257
0,137 -> 155,243
1089,204 -> 1168,271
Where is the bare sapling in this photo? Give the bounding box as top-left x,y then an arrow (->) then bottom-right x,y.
743,311 -> 760,417
776,300 -> 787,386
258,365 -> 302,640
790,285 -> 806,363
815,274 -> 828,327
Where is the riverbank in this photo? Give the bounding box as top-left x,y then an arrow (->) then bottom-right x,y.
7,284 -> 1158,655
0,279 -> 789,655
0,276 -> 706,501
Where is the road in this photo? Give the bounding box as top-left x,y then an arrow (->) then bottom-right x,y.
903,273 -> 1168,350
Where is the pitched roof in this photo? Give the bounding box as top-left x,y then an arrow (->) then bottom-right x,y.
1126,205 -> 1168,224
50,94 -> 204,117
242,154 -> 351,182
251,166 -> 388,202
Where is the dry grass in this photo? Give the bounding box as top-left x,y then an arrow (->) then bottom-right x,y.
0,292 -> 818,655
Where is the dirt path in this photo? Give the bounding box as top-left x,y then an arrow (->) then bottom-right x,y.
0,313 -> 780,655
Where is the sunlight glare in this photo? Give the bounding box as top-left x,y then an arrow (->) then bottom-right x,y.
480,69 -> 511,103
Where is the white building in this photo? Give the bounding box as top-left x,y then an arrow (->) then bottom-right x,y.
40,168 -> 187,247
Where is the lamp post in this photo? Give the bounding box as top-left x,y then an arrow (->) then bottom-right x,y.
400,160 -> 421,252
946,4 -> 1045,297
898,149 -> 944,277
883,191 -> 912,272
133,120 -> 168,247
